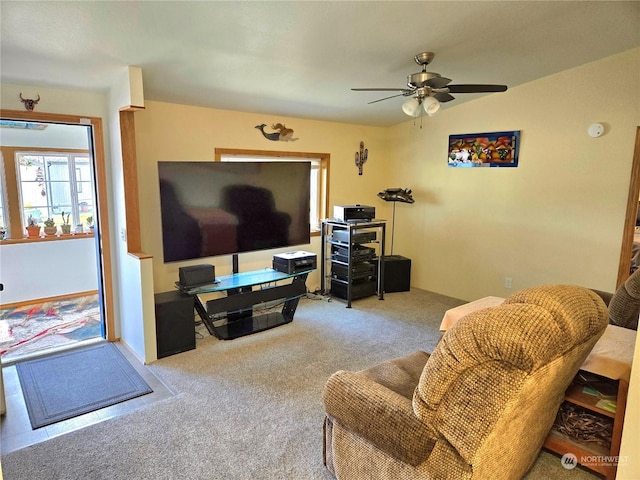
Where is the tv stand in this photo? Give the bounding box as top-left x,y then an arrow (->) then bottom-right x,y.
176,268 -> 313,340
232,253 -> 239,274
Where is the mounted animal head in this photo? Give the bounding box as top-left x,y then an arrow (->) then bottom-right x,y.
19,93 -> 40,111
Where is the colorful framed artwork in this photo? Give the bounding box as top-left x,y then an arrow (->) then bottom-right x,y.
448,130 -> 520,168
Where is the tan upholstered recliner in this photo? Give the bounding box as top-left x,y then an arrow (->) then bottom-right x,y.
593,268 -> 640,330
323,285 -> 608,479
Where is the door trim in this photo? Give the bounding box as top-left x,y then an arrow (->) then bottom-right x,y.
617,126 -> 640,288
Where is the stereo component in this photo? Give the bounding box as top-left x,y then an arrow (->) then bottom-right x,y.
333,204 -> 375,222
331,261 -> 375,282
330,279 -> 377,300
332,229 -> 376,244
332,244 -> 376,263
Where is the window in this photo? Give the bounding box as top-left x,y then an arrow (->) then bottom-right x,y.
216,149 -> 329,234
16,152 -> 95,228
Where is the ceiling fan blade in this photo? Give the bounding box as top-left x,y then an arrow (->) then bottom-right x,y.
433,92 -> 455,103
352,88 -> 411,92
425,76 -> 451,89
447,84 -> 508,93
368,93 -> 406,104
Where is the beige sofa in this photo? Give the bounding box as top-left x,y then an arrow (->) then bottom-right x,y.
323,285 -> 608,479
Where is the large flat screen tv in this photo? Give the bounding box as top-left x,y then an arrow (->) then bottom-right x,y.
158,161 -> 311,263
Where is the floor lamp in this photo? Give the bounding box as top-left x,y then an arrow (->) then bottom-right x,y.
377,188 -> 415,255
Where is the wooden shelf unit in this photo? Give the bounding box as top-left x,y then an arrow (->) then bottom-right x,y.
543,373 -> 629,480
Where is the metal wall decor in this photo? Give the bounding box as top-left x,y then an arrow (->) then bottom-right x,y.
355,141 -> 368,175
377,188 -> 414,204
255,123 -> 298,141
377,187 -> 414,255
19,93 -> 40,111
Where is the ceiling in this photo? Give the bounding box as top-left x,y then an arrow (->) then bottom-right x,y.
1,1 -> 639,127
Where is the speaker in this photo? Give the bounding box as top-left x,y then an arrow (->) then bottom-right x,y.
178,264 -> 215,288
381,255 -> 411,292
154,291 -> 196,359
330,279 -> 377,300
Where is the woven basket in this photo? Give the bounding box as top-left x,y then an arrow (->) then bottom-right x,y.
553,402 -> 613,449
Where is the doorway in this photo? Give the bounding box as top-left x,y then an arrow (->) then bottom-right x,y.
0,111 -> 114,362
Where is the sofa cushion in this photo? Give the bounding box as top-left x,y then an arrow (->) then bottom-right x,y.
359,351 -> 430,400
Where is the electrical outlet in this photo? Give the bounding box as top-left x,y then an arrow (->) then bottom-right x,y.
120,228 -> 127,242
505,277 -> 512,289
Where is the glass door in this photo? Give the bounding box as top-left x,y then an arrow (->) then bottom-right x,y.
0,120 -> 105,362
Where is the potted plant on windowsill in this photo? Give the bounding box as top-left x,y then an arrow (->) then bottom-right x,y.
60,211 -> 71,235
26,215 -> 41,238
86,215 -> 94,232
43,218 -> 58,236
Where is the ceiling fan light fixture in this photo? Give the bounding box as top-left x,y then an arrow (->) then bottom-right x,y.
402,97 -> 421,117
352,51 -> 508,122
423,96 -> 441,116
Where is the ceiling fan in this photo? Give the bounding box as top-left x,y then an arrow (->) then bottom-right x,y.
352,52 -> 508,118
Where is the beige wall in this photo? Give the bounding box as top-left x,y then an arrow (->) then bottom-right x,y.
134,100 -> 390,293
385,49 -> 640,474
0,84 -> 109,119
388,47 -> 640,301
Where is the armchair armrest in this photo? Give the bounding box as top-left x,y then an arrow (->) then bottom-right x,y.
323,370 -> 435,466
591,289 -> 613,306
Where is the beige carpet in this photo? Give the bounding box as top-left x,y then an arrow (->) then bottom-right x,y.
1,288 -> 599,479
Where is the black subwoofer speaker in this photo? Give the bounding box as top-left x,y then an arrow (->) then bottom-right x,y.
154,291 -> 196,359
382,255 -> 411,292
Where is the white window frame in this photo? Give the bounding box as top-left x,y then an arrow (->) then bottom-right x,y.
15,151 -> 95,228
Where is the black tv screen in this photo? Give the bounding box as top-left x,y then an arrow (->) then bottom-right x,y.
158,161 -> 311,263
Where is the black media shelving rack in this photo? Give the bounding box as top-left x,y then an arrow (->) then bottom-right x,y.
321,219 -> 386,307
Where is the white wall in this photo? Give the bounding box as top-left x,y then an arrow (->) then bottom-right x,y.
0,122 -> 89,149
0,238 -> 98,304
117,254 -> 155,363
618,334 -> 640,478
107,68 -> 154,361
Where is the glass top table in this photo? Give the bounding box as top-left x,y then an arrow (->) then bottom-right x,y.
176,267 -> 314,340
176,268 -> 313,295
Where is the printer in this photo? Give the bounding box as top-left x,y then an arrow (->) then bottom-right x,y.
273,251 -> 317,274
